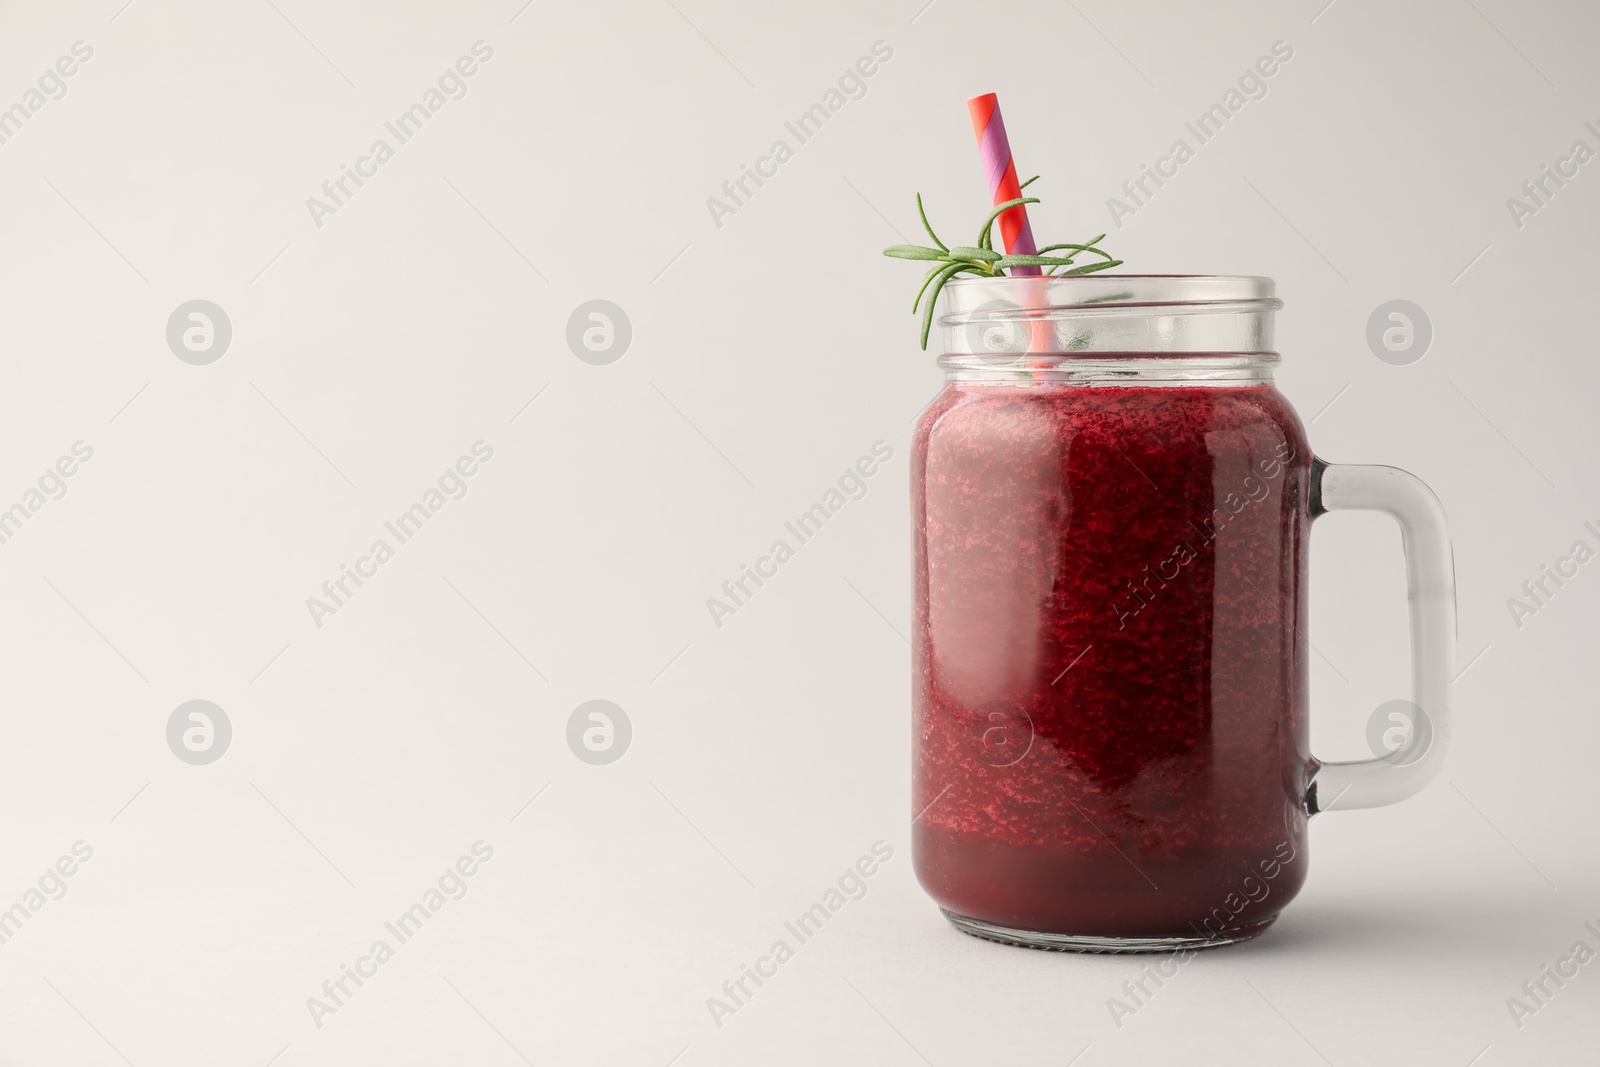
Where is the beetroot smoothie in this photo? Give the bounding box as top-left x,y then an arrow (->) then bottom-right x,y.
912,376 -> 1313,945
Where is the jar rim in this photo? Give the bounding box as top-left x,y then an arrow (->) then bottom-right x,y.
941,274 -> 1281,312
937,275 -> 1282,363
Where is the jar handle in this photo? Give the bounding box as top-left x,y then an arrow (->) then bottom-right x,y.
1307,459 -> 1457,813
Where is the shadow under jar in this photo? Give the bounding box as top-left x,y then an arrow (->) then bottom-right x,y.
911,276 -> 1454,952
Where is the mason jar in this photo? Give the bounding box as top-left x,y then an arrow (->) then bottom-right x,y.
911,276 -> 1456,951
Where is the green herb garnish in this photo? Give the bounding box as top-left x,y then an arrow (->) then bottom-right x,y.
883,177 -> 1122,348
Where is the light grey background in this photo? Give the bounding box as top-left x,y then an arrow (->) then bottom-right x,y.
0,0 -> 1595,1063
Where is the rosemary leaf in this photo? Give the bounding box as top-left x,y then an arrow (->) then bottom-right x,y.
913,260 -> 972,314
916,193 -> 948,252
1062,259 -> 1123,276
976,196 -> 1040,251
880,178 -> 1125,348
921,263 -> 978,348
997,254 -> 1084,268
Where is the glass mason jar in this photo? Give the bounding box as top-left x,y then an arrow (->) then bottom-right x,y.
911,276 -> 1455,952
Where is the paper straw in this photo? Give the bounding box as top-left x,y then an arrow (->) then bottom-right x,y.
967,93 -> 1040,276
968,93 -> 1054,359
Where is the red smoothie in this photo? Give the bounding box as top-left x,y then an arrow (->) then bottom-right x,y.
912,376 -> 1313,945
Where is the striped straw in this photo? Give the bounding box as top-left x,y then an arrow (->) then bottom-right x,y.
967,93 -> 1040,276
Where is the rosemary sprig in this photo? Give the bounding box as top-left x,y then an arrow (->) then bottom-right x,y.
883,177 -> 1122,348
